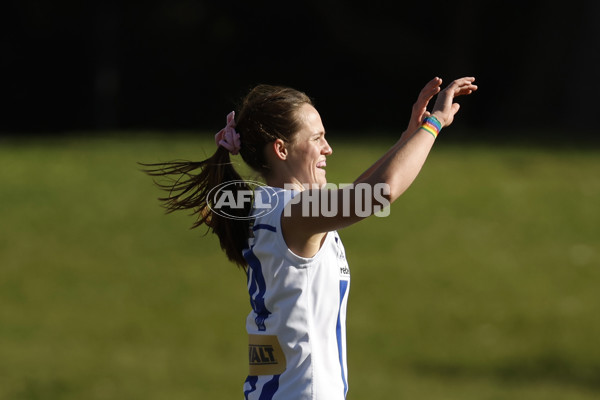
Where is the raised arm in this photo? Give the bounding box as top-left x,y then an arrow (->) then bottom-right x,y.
282,77 -> 477,256
354,77 -> 443,183
358,77 -> 477,199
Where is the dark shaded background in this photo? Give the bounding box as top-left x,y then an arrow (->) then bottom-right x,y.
3,0 -> 599,140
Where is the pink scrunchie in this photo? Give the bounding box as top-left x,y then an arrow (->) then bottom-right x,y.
214,111 -> 241,155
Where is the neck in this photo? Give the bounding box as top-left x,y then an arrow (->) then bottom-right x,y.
265,175 -> 304,191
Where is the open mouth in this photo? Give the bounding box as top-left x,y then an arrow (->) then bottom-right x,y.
316,160 -> 327,170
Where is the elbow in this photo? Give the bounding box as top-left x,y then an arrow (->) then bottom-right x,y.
386,182 -> 409,204
358,176 -> 408,208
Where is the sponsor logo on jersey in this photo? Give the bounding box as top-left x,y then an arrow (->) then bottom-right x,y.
249,344 -> 278,365
248,334 -> 287,375
335,234 -> 350,276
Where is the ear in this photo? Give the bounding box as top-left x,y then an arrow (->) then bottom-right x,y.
272,139 -> 288,161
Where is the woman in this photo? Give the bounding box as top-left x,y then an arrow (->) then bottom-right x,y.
143,76 -> 477,399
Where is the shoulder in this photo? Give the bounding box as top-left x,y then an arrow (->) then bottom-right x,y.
251,186 -> 298,224
248,186 -> 297,256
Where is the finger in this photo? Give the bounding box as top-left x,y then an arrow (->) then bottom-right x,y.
411,77 -> 441,112
416,77 -> 441,100
455,77 -> 475,84
445,77 -> 476,91
454,84 -> 478,97
419,77 -> 442,100
441,79 -> 477,100
412,80 -> 441,120
424,76 -> 442,89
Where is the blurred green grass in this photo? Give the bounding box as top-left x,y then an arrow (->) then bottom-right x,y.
0,134 -> 598,400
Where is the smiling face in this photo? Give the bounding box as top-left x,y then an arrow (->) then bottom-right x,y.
285,104 -> 333,188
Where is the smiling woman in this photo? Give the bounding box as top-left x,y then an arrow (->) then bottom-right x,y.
264,103 -> 332,189
141,78 -> 477,400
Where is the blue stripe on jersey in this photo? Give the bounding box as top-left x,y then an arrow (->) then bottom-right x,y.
253,224 -> 277,232
244,246 -> 271,331
244,375 -> 258,399
244,375 -> 280,400
336,279 -> 349,397
259,375 -> 280,400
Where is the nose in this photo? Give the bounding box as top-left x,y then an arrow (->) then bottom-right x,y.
322,139 -> 333,156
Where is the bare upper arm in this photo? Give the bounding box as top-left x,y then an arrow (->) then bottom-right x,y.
280,186 -> 389,257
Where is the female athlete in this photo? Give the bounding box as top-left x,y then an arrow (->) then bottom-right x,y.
143,76 -> 477,399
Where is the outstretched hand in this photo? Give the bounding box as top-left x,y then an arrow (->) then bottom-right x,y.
431,77 -> 477,127
405,77 -> 442,134
406,76 -> 477,133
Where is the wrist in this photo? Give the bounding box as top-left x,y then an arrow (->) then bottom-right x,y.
430,112 -> 447,127
421,115 -> 442,139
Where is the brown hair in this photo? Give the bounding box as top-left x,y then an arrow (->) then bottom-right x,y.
141,85 -> 312,269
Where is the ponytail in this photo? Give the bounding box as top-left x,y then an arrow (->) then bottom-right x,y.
141,147 -> 251,269
142,84 -> 313,269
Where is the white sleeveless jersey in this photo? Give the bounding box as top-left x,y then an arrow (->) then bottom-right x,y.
242,187 -> 351,400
